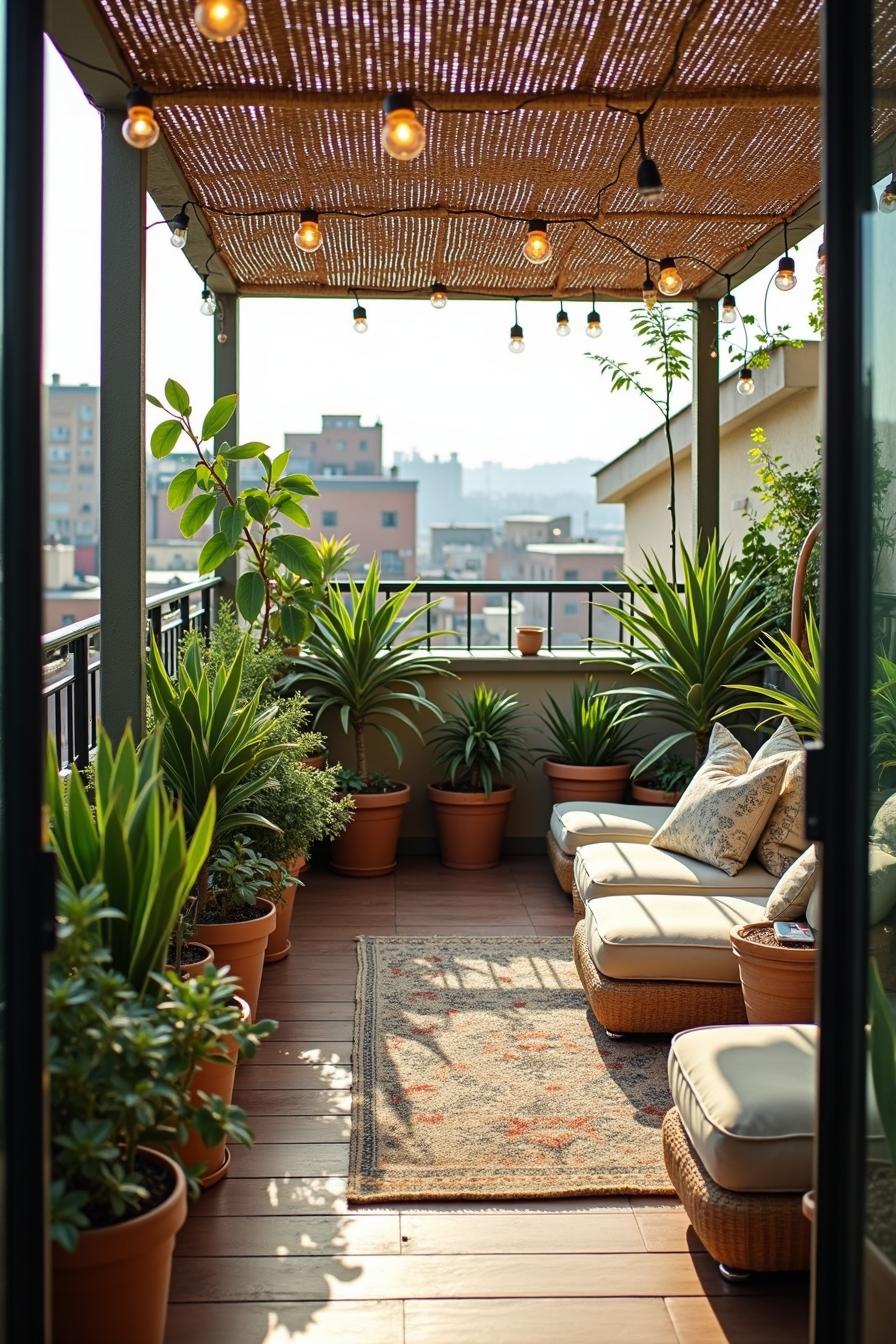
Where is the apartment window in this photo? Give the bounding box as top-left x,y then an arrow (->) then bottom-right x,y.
48,446 -> 70,463
79,403 -> 94,421
50,425 -> 70,443
381,510 -> 398,528
47,501 -> 69,516
381,549 -> 403,575
359,439 -> 368,451
78,426 -> 93,443
47,480 -> 69,494
78,465 -> 93,476
563,568 -> 579,580
564,602 -> 578,616
602,568 -> 618,580
322,510 -> 338,527
80,503 -> 92,514
336,439 -> 346,451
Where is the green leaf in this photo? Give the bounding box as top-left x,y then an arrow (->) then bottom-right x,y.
235,570 -> 265,623
219,441 -> 268,461
243,491 -> 270,525
198,532 -> 235,575
164,379 -> 190,415
279,603 -> 310,644
279,473 -> 320,498
269,534 -> 321,579
167,467 -> 197,509
219,503 -> 247,549
201,394 -> 238,442
180,494 -> 216,538
145,393 -> 164,409
270,449 -> 291,484
274,495 -> 311,529
150,419 -> 182,459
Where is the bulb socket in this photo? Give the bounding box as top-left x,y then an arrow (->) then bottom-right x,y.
352,304 -> 367,322
126,88 -> 153,114
637,157 -> 663,198
383,92 -> 415,117
510,323 -> 524,341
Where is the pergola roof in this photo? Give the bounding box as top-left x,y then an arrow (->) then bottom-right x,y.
56,1 -> 896,300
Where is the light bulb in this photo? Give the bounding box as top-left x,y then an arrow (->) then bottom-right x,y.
637,156 -> 663,203
200,287 -> 217,317
169,208 -> 189,249
430,283 -> 447,309
555,308 -> 570,337
642,278 -> 657,310
657,257 -> 683,297
522,219 -> 552,265
216,330 -> 228,344
709,345 -> 718,360
381,94 -> 425,161
294,209 -> 323,253
508,322 -> 525,354
586,309 -> 602,338
352,304 -> 368,334
737,367 -> 755,396
721,293 -> 736,323
122,92 -> 159,150
879,180 -> 896,213
816,244 -> 826,277
775,255 -> 797,291
194,0 -> 247,41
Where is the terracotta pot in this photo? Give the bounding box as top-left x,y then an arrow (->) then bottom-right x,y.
52,1148 -> 186,1344
165,941 -> 213,981
196,897 -> 276,1020
176,994 -> 251,1188
730,922 -> 817,1024
265,855 -> 305,963
429,784 -> 515,869
631,782 -> 683,806
515,625 -> 544,656
329,785 -> 411,877
303,752 -> 326,770
543,759 -> 632,804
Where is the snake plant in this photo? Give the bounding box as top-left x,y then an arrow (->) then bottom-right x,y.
539,680 -> 638,766
429,684 -> 528,795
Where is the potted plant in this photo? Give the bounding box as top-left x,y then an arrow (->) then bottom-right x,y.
867,959 -> 896,1339
516,625 -> 545,656
428,685 -> 528,868
729,921 -> 816,1024
49,886 -> 272,1344
282,557 -> 452,876
726,605 -> 822,740
539,680 -> 638,802
630,751 -> 695,805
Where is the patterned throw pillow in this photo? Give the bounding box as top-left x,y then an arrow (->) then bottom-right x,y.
751,719 -> 807,877
765,844 -> 817,921
871,794 -> 896,857
805,843 -> 896,930
650,723 -> 787,877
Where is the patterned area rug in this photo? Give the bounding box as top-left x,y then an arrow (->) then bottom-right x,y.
349,936 -> 674,1202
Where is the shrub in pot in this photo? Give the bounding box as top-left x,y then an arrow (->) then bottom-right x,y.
428,685 -> 528,869
195,834 -> 283,1015
539,679 -> 638,803
282,556 -> 452,876
630,751 -> 695,805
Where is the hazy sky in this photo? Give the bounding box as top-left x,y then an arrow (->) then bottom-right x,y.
43,40 -> 822,471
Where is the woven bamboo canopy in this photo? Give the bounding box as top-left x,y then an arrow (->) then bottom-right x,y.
63,1 -> 896,299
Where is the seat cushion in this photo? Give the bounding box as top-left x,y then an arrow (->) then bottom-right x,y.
751,719 -> 807,877
550,801 -> 672,855
585,893 -> 768,984
574,840 -> 777,903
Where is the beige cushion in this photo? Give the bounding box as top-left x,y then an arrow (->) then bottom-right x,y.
650,723 -> 786,877
585,893 -> 767,984
765,845 -> 818,922
751,720 -> 807,877
574,840 -> 777,903
550,801 -> 672,855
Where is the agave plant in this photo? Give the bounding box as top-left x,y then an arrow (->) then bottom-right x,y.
873,656 -> 896,789
726,606 -> 822,740
317,532 -> 359,584
595,538 -> 771,772
539,680 -> 638,766
429,684 -> 528,795
45,725 -> 215,994
280,556 -> 453,780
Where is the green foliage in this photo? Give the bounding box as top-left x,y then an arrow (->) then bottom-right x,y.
429,684 -> 528,795
45,725 -> 214,995
538,680 -> 638,767
726,607 -> 822,740
207,833 -> 289,919
595,538 -> 772,772
872,657 -> 896,789
869,958 -> 896,1169
649,752 -> 696,794
194,602 -> 286,704
49,885 -> 274,1250
281,556 -> 453,779
333,766 -> 366,794
317,533 -> 359,583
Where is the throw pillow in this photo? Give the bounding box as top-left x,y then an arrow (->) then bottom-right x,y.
651,723 -> 786,877
751,719 -> 807,877
765,844 -> 817,921
805,843 -> 896,930
871,794 -> 896,857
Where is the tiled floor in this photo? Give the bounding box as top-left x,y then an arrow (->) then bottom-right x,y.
166,856 -> 809,1343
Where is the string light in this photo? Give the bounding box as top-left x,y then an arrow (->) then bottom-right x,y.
635,113 -> 663,203
816,242 -> 826,277
381,94 -> 426,161
294,209 -> 323,253
522,219 -> 552,265
169,205 -> 189,249
737,366 -> 755,396
430,282 -> 447,309
555,307 -> 570,337
194,0 -> 247,40
586,292 -> 602,338
122,90 -> 159,149
216,308 -> 228,345
352,292 -> 368,333
774,221 -> 797,291
657,257 -> 683,297
508,299 -> 525,354
721,278 -> 736,323
199,277 -> 217,316
642,263 -> 657,310
879,179 -> 896,213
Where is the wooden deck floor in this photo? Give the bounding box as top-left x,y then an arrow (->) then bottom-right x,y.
166,856 -> 809,1343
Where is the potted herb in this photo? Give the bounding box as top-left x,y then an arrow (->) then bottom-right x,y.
539,680 -> 638,802
428,685 -> 528,869
282,557 -> 452,876
630,751 -> 695,805
196,834 -> 285,1018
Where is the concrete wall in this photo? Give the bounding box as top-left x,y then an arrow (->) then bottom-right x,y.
302,479 -> 417,577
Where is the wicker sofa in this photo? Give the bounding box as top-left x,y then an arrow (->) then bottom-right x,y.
546,801 -> 673,895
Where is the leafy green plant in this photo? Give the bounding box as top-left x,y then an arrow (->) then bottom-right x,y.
333,766 -> 366,795
538,680 -> 638,767
45,725 -> 215,995
317,533 -> 359,583
147,378 -> 322,648
207,834 -> 289,919
595,538 -> 771,771
869,958 -> 896,1169
429,684 -> 528,795
197,602 -> 287,704
49,885 -> 274,1249
726,607 -> 822,740
281,556 -> 453,780
872,657 -> 896,790
648,752 -> 696,795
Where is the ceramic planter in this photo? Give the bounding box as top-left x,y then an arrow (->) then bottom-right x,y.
543,759 -> 632,804
329,785 -> 411,877
730,922 -> 816,1024
429,784 -> 515,869
165,941 -> 213,980
196,897 -> 276,1020
176,994 -> 251,1188
631,783 -> 684,806
515,625 -> 545,655
265,854 -> 305,963
303,752 -> 327,770
52,1148 -> 186,1344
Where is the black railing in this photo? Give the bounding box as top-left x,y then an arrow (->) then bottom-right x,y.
43,577 -> 220,770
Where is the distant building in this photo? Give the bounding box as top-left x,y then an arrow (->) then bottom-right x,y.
147,448 -> 203,543
394,450 -> 463,539
429,523 -> 494,575
522,541 -> 625,642
285,413 -> 383,477
484,514 -> 573,582
43,374 -> 100,573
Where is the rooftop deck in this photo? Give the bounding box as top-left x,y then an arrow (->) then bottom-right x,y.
166,856 -> 809,1344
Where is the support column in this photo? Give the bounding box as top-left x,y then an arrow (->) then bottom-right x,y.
691,298 -> 720,552
213,293 -> 240,608
100,113 -> 147,740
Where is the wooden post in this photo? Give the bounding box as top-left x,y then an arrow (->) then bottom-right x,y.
691,297 -> 720,553
213,293 -> 239,608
